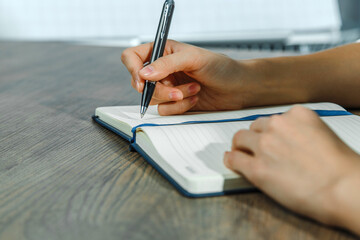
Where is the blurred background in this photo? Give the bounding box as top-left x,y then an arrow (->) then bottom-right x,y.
0,0 -> 359,53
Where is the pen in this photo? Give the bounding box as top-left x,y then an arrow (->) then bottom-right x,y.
140,0 -> 175,118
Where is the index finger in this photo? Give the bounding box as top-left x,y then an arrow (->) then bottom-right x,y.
121,42 -> 153,81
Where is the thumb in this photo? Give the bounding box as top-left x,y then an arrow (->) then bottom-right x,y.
138,51 -> 199,81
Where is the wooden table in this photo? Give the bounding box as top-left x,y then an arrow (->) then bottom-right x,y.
0,41 -> 358,240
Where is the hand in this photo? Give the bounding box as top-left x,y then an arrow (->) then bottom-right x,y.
121,40 -> 259,115
224,105 -> 360,234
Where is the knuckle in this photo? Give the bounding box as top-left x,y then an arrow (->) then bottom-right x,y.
158,105 -> 169,116
232,130 -> 247,146
167,39 -> 177,45
289,105 -> 308,115
289,105 -> 317,119
249,120 -> 257,130
268,115 -> 283,130
234,129 -> 247,139
120,49 -> 131,63
153,85 -> 166,99
290,105 -> 306,112
179,99 -> 190,112
169,39 -> 183,52
166,39 -> 177,50
250,117 -> 264,130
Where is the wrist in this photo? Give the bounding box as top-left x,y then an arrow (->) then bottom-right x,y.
237,57 -> 314,108
323,154 -> 360,235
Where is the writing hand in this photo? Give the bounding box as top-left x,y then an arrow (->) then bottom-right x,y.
121,40 -> 257,115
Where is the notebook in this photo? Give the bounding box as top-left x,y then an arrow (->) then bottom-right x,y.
92,102 -> 360,197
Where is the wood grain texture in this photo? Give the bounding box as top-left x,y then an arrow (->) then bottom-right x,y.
0,41 -> 358,240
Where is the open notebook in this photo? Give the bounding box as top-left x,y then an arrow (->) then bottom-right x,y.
92,102 -> 360,197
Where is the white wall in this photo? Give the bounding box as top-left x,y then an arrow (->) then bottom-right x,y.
0,0 -> 341,41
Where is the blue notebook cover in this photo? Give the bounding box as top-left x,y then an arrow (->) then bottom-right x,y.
92,109 -> 351,198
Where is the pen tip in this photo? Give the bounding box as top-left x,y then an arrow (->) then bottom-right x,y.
140,113 -> 144,119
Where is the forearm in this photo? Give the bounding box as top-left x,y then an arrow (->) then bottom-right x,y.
241,43 -> 360,108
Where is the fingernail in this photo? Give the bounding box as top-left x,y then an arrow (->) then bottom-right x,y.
139,66 -> 154,76
190,96 -> 198,105
188,84 -> 200,95
169,91 -> 182,100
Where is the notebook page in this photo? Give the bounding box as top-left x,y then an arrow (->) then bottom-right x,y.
139,113 -> 360,193
96,102 -> 345,129
139,121 -> 252,193
322,115 -> 360,154
143,121 -> 248,175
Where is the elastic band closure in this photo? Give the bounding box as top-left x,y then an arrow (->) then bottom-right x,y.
130,109 -> 352,144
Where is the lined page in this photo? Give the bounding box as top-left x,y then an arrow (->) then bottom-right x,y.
142,121 -> 251,178
96,102 -> 345,129
323,115 -> 360,154
140,114 -> 360,188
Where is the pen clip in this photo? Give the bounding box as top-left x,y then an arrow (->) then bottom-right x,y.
161,5 -> 170,39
